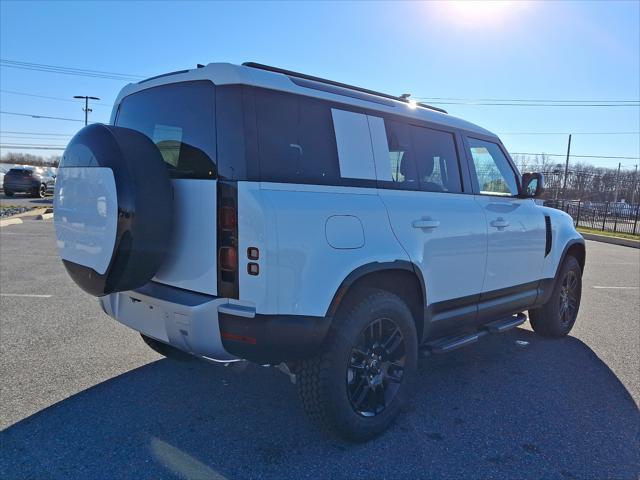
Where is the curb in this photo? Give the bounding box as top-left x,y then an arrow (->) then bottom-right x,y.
0,217 -> 24,228
581,232 -> 640,249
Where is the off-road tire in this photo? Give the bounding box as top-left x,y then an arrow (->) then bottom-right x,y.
529,255 -> 582,337
297,288 -> 418,442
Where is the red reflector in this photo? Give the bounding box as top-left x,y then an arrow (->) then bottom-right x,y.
219,206 -> 237,231
247,247 -> 259,260
221,331 -> 257,344
219,247 -> 237,271
247,262 -> 259,276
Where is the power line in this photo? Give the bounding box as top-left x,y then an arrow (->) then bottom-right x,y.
414,96 -> 639,103
423,101 -> 640,107
510,152 -> 640,160
0,59 -> 145,81
1,89 -> 110,107
0,130 -> 73,136
0,111 -> 90,122
0,144 -> 66,150
499,131 -> 640,135
1,135 -> 72,141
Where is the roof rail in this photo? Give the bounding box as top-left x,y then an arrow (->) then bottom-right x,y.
242,62 -> 447,114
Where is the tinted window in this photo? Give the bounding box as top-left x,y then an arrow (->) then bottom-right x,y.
254,89 -> 339,184
410,126 -> 462,193
384,119 -> 418,189
8,168 -> 32,176
116,81 -> 216,179
468,138 -> 518,196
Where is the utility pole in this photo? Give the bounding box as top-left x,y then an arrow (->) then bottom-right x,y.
631,164 -> 638,206
73,95 -> 100,126
562,133 -> 572,200
613,162 -> 622,204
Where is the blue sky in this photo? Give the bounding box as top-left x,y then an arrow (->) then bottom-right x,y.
1,0 -> 638,171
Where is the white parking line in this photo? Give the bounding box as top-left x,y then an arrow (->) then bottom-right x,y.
593,286 -> 639,289
0,293 -> 52,298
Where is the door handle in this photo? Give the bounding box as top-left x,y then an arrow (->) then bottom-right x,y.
490,217 -> 510,229
412,219 -> 440,229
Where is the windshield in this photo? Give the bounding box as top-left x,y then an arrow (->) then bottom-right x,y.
115,80 -> 217,179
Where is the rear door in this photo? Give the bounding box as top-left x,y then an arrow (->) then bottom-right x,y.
465,137 -> 546,295
373,118 -> 488,335
115,81 -> 219,295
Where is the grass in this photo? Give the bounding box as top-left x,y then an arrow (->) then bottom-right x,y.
577,226 -> 640,241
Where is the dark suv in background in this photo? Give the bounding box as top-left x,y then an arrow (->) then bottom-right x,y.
3,167 -> 54,198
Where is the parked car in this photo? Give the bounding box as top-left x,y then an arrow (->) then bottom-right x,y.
0,166 -> 7,191
3,166 -> 54,198
53,62 -> 585,441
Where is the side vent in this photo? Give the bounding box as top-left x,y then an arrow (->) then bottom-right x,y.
544,215 -> 552,257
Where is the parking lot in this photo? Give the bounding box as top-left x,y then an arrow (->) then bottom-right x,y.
0,192 -> 54,210
0,218 -> 638,480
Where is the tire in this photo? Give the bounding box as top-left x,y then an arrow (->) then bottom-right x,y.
140,334 -> 193,362
298,289 -> 418,442
529,255 -> 582,337
33,184 -> 46,198
54,124 -> 173,296
4,190 -> 13,197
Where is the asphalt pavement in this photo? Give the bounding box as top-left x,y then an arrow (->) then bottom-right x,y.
1,218 -> 638,480
0,192 -> 54,209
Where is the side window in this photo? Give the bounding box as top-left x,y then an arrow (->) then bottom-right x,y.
331,109 -> 377,180
468,138 -> 519,196
383,119 -> 419,189
410,126 -> 462,193
254,89 -> 339,184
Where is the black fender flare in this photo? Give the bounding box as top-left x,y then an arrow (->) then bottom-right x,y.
325,259 -> 427,327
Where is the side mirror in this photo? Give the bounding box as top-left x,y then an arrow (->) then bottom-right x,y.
521,172 -> 544,198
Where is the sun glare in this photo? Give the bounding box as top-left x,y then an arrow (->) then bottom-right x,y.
443,0 -> 527,25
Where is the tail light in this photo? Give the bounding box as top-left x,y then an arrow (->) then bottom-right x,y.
217,181 -> 239,298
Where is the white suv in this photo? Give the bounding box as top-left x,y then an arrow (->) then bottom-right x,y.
53,62 -> 585,441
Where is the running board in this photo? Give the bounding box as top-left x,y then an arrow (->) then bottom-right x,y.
420,313 -> 527,357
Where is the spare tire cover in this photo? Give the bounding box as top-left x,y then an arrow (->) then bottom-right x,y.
54,124 -> 173,296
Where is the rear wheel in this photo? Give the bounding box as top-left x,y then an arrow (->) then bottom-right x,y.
4,190 -> 13,197
297,289 -> 418,441
529,255 -> 582,337
33,184 -> 46,198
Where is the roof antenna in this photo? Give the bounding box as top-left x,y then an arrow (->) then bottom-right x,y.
197,64 -> 205,68
399,93 -> 411,101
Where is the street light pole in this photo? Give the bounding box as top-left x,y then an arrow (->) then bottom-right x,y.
73,95 -> 100,126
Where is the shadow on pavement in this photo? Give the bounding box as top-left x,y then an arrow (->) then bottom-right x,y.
1,329 -> 638,480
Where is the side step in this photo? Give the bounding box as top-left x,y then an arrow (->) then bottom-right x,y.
420,313 -> 527,357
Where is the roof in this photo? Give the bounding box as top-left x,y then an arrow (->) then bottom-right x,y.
111,63 -> 497,138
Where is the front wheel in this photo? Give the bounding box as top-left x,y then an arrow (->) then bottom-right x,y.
32,184 -> 46,198
297,289 -> 418,441
529,255 -> 582,337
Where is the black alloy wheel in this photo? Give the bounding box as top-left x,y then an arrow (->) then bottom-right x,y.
347,317 -> 406,417
558,269 -> 579,327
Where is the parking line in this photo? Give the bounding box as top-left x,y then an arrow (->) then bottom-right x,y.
0,293 -> 52,298
593,286 -> 639,289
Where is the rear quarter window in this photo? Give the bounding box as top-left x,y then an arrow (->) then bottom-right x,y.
115,81 -> 217,179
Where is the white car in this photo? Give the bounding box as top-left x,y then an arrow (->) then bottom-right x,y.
53,62 -> 585,441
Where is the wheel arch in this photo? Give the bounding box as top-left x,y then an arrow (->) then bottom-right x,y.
325,260 -> 426,340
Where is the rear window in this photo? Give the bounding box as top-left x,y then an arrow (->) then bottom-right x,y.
116,81 -> 217,179
8,168 -> 32,176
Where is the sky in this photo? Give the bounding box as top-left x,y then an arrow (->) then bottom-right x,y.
1,0 -> 639,172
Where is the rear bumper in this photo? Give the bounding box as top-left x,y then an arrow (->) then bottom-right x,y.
99,281 -> 332,364
99,282 -> 237,361
219,312 -> 332,364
